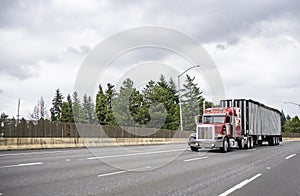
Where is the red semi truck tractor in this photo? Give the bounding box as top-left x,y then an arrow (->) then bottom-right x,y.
188,99 -> 282,152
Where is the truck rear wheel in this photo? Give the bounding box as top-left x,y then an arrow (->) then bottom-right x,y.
238,139 -> 244,149
249,137 -> 253,149
244,137 -> 253,149
191,146 -> 198,152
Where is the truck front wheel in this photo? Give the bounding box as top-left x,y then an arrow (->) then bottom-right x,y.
221,139 -> 228,153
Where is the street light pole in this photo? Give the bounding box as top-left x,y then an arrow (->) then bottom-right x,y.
178,65 -> 200,131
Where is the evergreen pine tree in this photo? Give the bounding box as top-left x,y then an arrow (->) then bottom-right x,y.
72,91 -> 84,123
82,94 -> 95,124
181,74 -> 203,131
95,85 -> 107,124
104,83 -> 117,125
142,76 -> 179,130
50,89 -> 64,121
112,79 -> 135,126
60,94 -> 74,123
281,110 -> 286,131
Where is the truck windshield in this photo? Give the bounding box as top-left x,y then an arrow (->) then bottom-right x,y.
203,115 -> 225,123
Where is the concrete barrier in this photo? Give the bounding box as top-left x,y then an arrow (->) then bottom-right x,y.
282,137 -> 300,141
1,137 -> 299,151
0,137 -> 188,150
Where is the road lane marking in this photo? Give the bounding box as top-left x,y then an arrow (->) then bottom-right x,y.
218,173 -> 262,196
98,171 -> 126,177
285,154 -> 296,160
128,166 -> 152,171
184,156 -> 207,162
0,162 -> 44,169
87,148 -> 185,160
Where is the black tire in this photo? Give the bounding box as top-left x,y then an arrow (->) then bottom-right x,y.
249,137 -> 253,149
238,139 -> 244,149
221,139 -> 228,153
268,137 -> 273,146
245,138 -> 250,149
191,146 -> 198,152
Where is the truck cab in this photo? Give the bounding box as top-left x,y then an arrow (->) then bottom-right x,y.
188,107 -> 242,152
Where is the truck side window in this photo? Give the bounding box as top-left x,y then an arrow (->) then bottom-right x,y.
225,116 -> 230,123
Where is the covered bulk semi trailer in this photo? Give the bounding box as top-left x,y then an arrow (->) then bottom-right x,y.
188,99 -> 282,152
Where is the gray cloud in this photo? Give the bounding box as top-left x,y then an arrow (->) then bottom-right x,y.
139,0 -> 300,42
67,45 -> 91,55
0,0 -> 300,117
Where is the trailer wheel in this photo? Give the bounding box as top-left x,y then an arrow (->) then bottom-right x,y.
268,137 -> 274,146
249,137 -> 253,149
191,146 -> 198,152
221,139 -> 228,153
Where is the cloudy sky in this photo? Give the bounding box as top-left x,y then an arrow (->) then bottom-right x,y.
0,0 -> 299,119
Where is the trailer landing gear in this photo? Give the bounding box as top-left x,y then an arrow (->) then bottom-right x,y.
190,146 -> 199,152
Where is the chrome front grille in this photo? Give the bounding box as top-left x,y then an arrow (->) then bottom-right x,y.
197,126 -> 214,140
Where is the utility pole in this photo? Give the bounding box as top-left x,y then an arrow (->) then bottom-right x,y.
17,99 -> 20,122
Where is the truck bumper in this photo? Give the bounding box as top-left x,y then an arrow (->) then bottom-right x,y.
188,140 -> 223,149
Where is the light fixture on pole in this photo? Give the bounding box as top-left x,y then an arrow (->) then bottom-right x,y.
178,65 -> 200,131
284,101 -> 300,108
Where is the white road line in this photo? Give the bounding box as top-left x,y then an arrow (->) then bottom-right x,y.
285,154 -> 296,160
0,150 -> 76,157
87,148 -> 185,160
128,166 -> 152,172
0,162 -> 44,169
184,156 -> 207,162
218,173 -> 262,196
97,171 -> 126,177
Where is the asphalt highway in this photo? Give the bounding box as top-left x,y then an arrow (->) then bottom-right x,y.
0,141 -> 299,196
